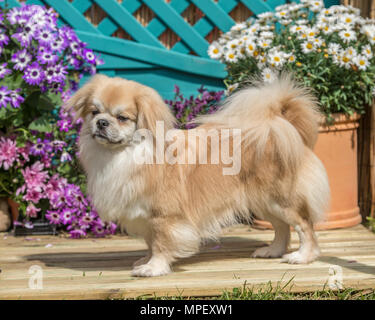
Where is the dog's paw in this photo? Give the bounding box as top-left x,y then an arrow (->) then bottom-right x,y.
252,245 -> 286,258
281,250 -> 319,264
131,262 -> 171,277
132,256 -> 150,268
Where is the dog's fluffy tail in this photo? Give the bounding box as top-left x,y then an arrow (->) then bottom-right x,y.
195,75 -> 321,175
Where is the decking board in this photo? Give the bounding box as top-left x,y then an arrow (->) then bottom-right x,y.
1,224 -> 375,299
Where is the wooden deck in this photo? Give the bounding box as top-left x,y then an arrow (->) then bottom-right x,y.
1,224 -> 375,299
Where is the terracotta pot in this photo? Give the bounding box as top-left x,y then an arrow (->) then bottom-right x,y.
7,198 -> 19,222
253,113 -> 362,230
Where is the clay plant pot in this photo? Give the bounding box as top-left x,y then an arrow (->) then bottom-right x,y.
253,113 -> 362,230
7,198 -> 19,222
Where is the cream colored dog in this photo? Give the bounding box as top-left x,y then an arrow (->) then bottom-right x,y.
67,74 -> 330,277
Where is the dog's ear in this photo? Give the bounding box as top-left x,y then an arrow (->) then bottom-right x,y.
135,89 -> 176,137
65,74 -> 108,121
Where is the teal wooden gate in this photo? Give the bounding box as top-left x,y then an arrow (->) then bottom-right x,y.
1,0 -> 340,99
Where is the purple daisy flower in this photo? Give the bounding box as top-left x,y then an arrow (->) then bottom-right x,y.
61,208 -> 75,225
51,37 -> 67,53
79,213 -> 95,228
60,151 -> 72,162
7,7 -> 23,25
9,89 -> 24,108
0,86 -> 11,108
0,63 -> 11,79
37,29 -> 56,46
69,228 -> 87,239
38,50 -> 59,66
12,49 -> 32,71
23,187 -> 44,204
23,62 -> 45,86
82,48 -> 96,64
46,210 -> 61,225
12,29 -> 33,47
0,33 -> 9,47
92,221 -> 109,238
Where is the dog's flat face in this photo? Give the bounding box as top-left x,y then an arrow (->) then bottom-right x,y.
86,82 -> 138,147
66,75 -> 173,149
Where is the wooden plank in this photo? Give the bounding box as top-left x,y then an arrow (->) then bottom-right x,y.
190,0 -> 235,32
240,0 -> 273,15
44,0 -> 100,34
71,0 -> 92,14
143,0 -> 210,57
76,31 -> 227,78
1,225 -> 375,299
93,0 -> 164,48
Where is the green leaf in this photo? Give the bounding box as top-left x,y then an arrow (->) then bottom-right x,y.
28,117 -> 52,133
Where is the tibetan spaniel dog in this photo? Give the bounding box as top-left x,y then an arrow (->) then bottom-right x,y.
67,74 -> 330,277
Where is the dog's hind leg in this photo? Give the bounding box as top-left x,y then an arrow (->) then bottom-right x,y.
252,214 -> 290,258
268,204 -> 320,264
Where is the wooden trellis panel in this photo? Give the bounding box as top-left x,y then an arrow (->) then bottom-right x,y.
1,0 -> 339,98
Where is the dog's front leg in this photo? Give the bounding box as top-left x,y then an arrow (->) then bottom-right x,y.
131,219 -> 173,277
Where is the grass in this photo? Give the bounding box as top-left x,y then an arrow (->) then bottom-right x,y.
132,278 -> 375,300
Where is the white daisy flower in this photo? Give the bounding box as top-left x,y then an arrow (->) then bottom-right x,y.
262,68 -> 277,83
280,19 -> 292,26
340,14 -> 357,26
268,51 -> 286,68
290,25 -> 306,34
354,55 -> 369,71
309,1 -> 324,12
362,44 -> 373,59
344,46 -> 357,58
258,39 -> 272,49
231,23 -> 247,32
301,41 -> 316,54
275,10 -> 289,20
257,12 -> 274,21
245,41 -> 257,55
224,50 -> 238,63
227,39 -> 239,50
260,31 -> 274,39
225,83 -> 239,96
207,43 -> 222,60
339,29 -> 357,43
339,53 -> 353,69
328,43 -> 341,55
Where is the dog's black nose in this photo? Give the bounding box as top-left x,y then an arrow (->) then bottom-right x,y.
97,119 -> 109,129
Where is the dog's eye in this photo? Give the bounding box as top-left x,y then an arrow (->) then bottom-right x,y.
92,110 -> 100,116
117,115 -> 128,122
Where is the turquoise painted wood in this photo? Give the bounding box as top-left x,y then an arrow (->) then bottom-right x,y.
1,0 -> 340,99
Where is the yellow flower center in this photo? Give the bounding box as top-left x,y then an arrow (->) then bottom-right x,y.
248,44 -> 254,51
213,48 -> 219,54
274,56 -> 280,62
342,56 -> 350,63
345,18 -> 352,23
344,33 -> 350,37
228,53 -> 235,59
359,60 -> 366,65
306,43 -> 313,49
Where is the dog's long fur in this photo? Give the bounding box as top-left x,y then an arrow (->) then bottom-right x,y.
67,74 -> 330,277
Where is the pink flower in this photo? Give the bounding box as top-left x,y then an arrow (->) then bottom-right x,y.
26,203 -> 41,218
0,137 -> 18,170
21,161 -> 48,190
23,187 -> 44,204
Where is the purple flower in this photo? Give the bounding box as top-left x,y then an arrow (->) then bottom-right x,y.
46,210 -> 61,225
69,228 -> 87,239
79,213 -> 95,228
11,49 -> 32,71
21,161 -> 48,190
61,208 -> 75,225
92,221 -> 108,238
38,50 -> 59,66
9,89 -> 24,108
7,7 -> 23,25
82,48 -> 96,64
0,33 -> 9,47
23,62 -> 45,86
60,151 -> 72,162
23,187 -> 43,204
12,28 -> 33,47
0,86 -> 11,108
0,138 -> 18,170
37,29 -> 56,46
26,203 -> 41,218
0,63 -> 11,79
